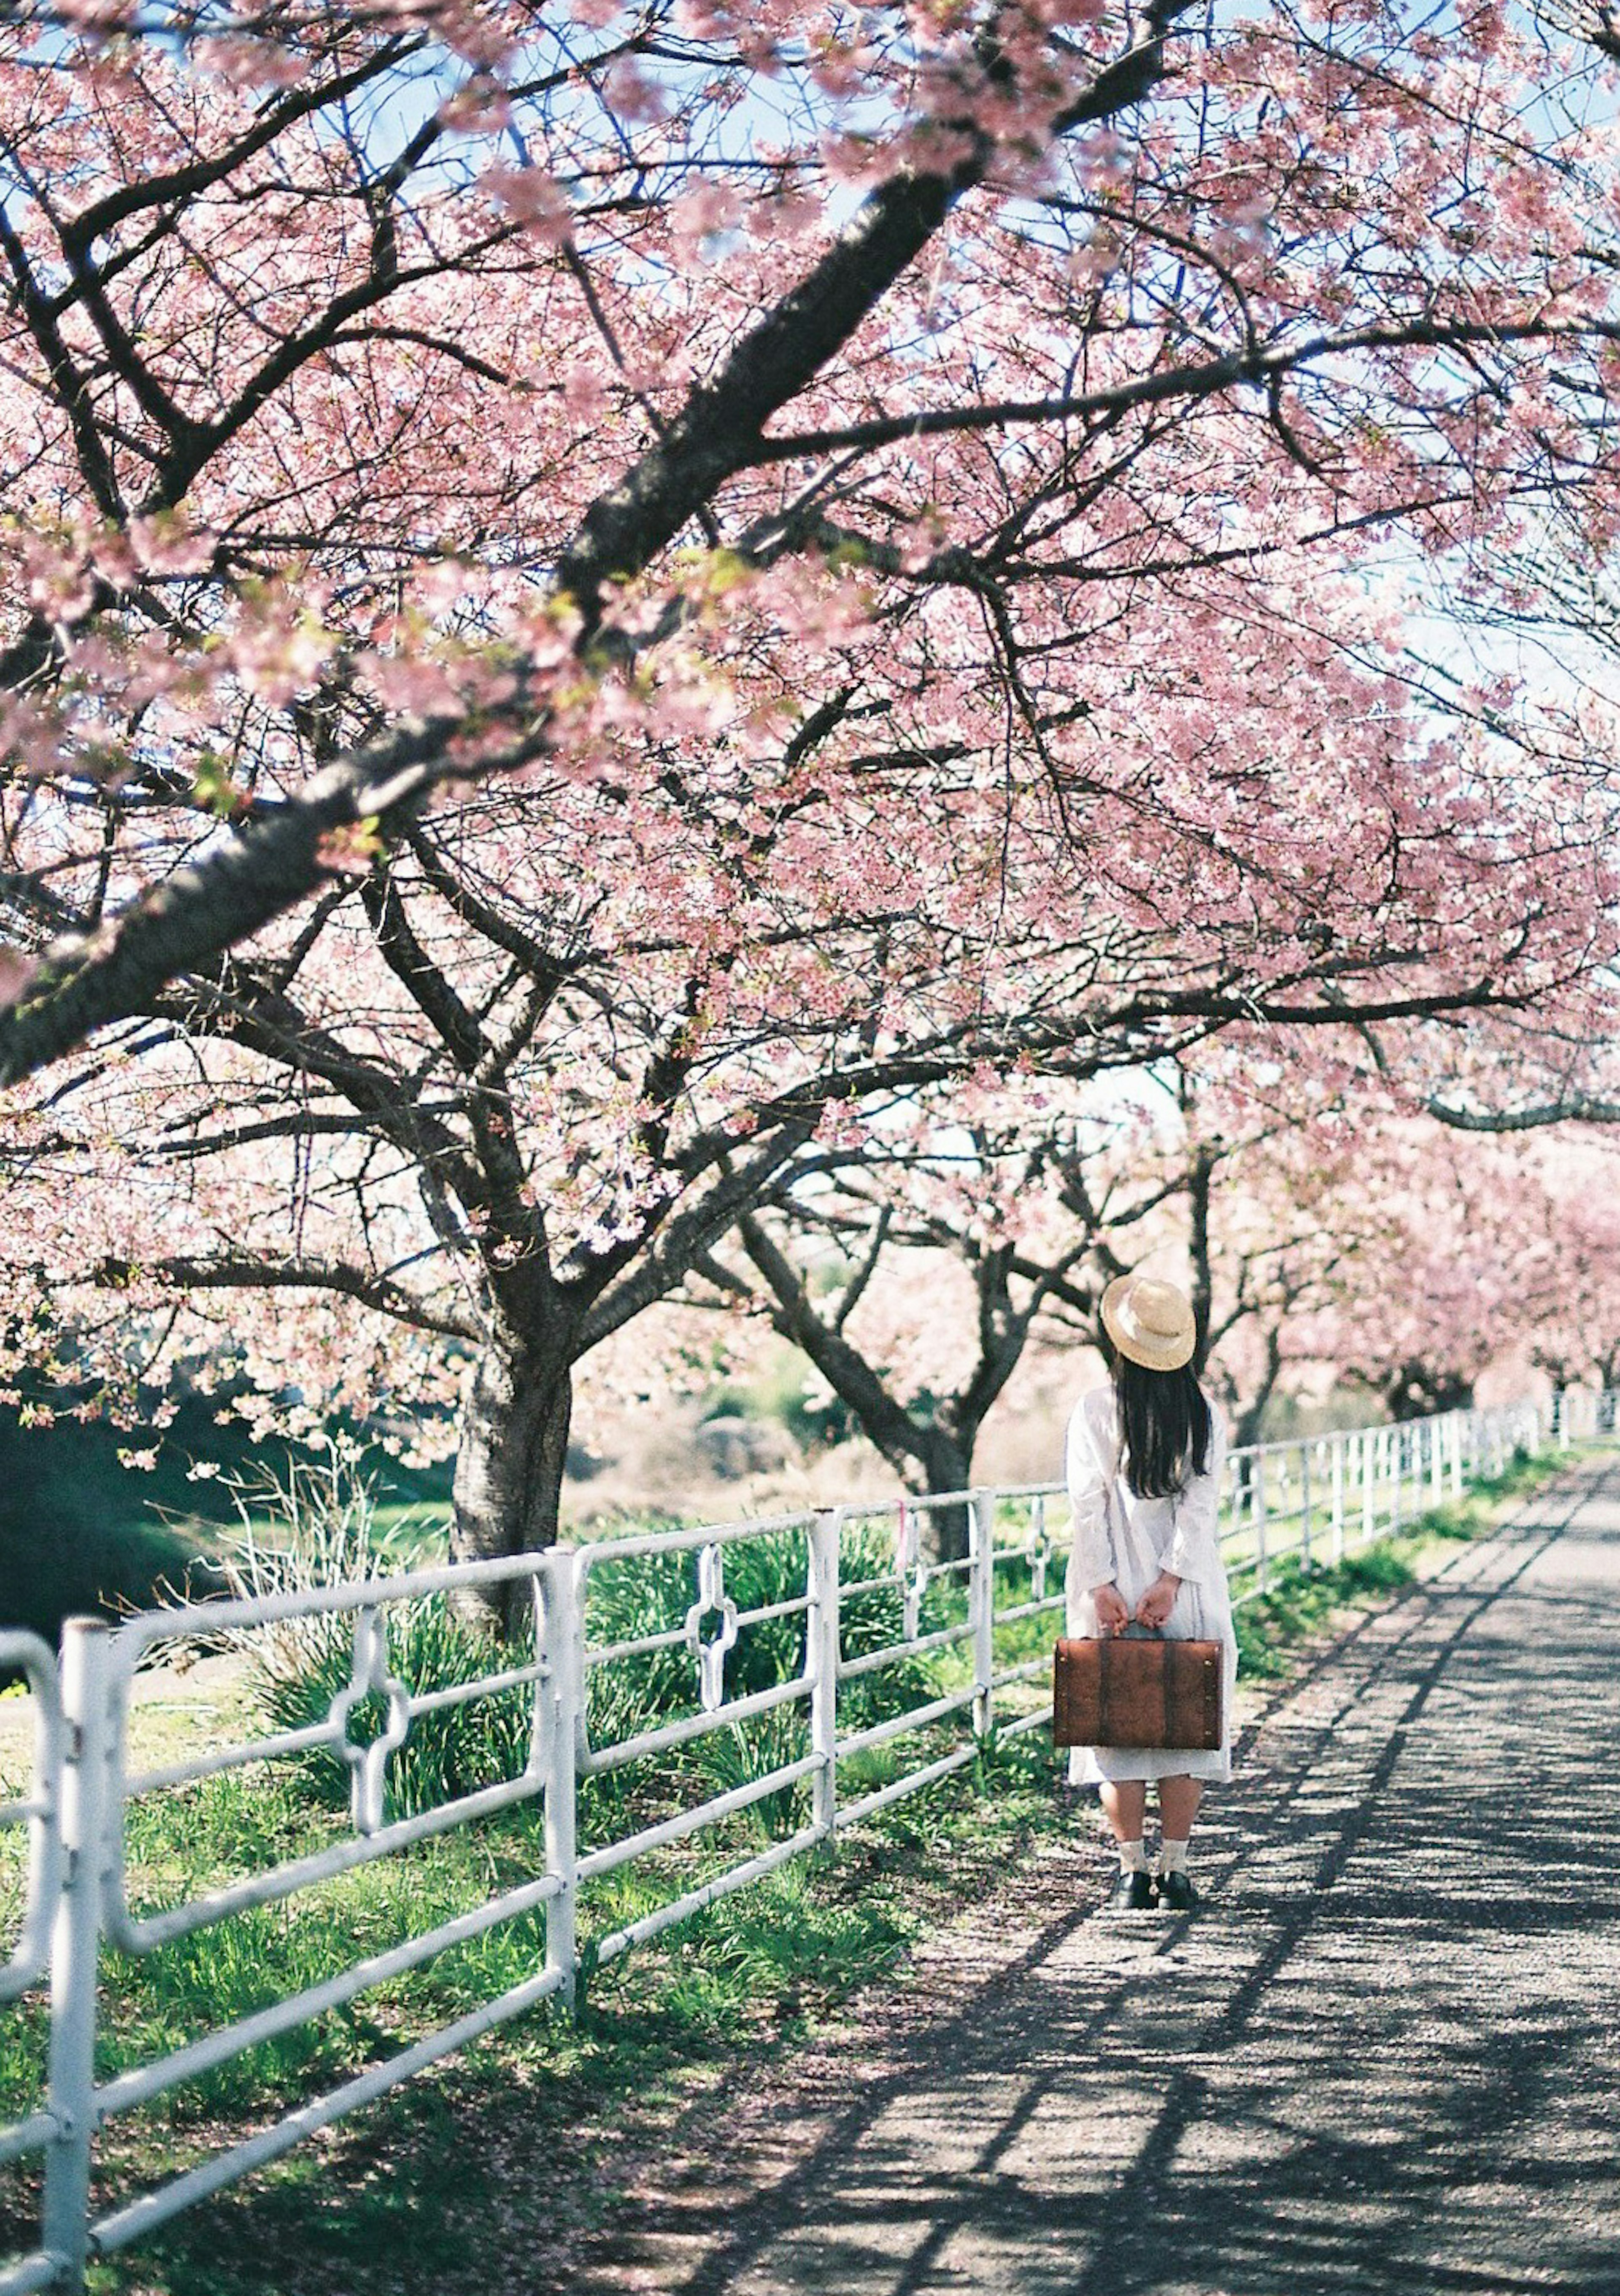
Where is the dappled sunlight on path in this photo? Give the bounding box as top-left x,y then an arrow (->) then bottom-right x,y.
575,1466 -> 1620,2296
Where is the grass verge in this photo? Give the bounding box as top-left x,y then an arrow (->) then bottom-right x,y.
1231,1442 -> 1563,1680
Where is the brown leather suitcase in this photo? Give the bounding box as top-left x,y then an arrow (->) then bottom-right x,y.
1052,1630 -> 1223,1750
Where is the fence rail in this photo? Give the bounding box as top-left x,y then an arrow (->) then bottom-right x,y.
0,1388 -> 1584,2289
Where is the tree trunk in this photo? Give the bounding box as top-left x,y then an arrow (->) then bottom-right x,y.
1597,1357 -> 1619,1434
1230,1322 -> 1285,1452
915,1425 -> 975,1564
1187,1142 -> 1215,1374
450,1346 -> 573,1632
1229,1398 -> 1269,1453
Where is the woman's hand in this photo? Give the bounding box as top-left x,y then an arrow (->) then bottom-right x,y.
1135,1571 -> 1182,1630
1092,1581 -> 1130,1634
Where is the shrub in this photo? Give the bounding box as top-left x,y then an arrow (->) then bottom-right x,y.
200,1473 -> 956,1839
194,1461 -> 535,1823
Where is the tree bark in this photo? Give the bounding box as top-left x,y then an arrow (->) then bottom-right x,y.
727,1214 -> 993,1562
1187,1140 -> 1216,1374
449,1346 -> 573,1632
1228,1322 -> 1286,1452
915,1424 -> 975,1565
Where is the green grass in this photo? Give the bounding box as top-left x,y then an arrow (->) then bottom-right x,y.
73,1727 -> 1072,2296
0,1440 -> 1577,2293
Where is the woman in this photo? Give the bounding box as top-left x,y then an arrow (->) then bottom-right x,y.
1064,1271 -> 1237,1913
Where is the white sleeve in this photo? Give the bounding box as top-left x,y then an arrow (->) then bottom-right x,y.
1066,1395 -> 1117,1591
1159,1406 -> 1228,1588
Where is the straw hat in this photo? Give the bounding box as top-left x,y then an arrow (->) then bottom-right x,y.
1101,1273 -> 1196,1373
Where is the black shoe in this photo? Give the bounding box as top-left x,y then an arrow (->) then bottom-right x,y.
1105,1867 -> 1156,1913
1157,1868 -> 1201,1913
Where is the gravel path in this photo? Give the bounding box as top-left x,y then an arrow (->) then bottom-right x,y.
572,1459 -> 1620,2296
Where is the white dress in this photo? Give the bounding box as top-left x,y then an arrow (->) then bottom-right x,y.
1063,1382 -> 1238,1785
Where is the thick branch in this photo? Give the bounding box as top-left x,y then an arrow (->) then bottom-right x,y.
553,5 -> 1191,625
1428,1095 -> 1620,1131
750,316 -> 1620,468
730,1210 -> 934,1479
577,1123 -> 821,1346
0,712 -> 543,1086
117,1252 -> 478,1340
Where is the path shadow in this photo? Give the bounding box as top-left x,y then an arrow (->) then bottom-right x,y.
582,1476 -> 1620,2296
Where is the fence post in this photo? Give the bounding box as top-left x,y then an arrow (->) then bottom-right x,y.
1360,1430 -> 1374,1551
1370,1430 -> 1381,1536
1430,1417 -> 1443,1507
542,1557 -> 581,2015
43,1618 -> 116,2293
1299,1443 -> 1313,1573
809,1509 -> 842,1837
1559,1389 -> 1571,1450
1253,1453 -> 1269,1594
970,1492 -> 996,1740
1450,1413 -> 1464,1500
1331,1434 -> 1346,1564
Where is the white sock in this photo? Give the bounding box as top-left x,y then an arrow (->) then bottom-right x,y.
1158,1838 -> 1189,1875
1117,1838 -> 1148,1874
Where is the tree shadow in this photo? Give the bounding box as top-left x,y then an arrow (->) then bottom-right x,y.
587,1484 -> 1620,2296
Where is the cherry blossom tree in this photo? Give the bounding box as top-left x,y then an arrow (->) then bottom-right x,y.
14,622 -> 1555,1598
6,0 -> 1620,1604
1515,1149 -> 1620,1395
1287,1120 -> 1620,1414
1154,1065 -> 1551,1430
678,1087 -> 1161,1547
691,1051 -> 1620,1527
667,1050 -> 1470,1532
5,0 -> 1620,1076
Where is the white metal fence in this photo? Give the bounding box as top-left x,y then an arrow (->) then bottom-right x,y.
0,1390 -> 1574,2289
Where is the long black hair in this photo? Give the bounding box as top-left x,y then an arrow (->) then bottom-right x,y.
1108,1349 -> 1212,1500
